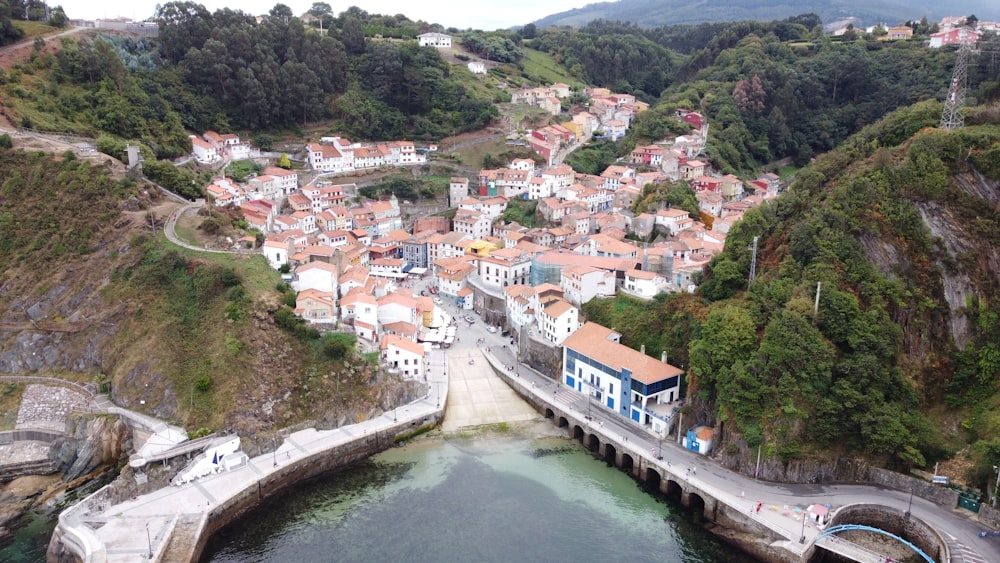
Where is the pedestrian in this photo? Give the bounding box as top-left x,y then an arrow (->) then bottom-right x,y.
756,502 -> 762,514
741,490 -> 745,498
692,467 -> 696,475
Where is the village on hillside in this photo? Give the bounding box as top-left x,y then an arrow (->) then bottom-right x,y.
178,75 -> 787,438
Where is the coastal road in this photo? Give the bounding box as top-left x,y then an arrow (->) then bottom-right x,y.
471,322 -> 998,563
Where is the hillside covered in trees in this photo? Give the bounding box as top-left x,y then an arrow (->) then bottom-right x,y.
1,3 -> 499,159
527,17 -> 999,174
534,0 -> 1000,29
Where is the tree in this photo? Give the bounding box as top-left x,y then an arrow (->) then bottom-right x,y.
308,2 -> 332,17
269,3 -> 293,19
733,74 -> 766,115
0,0 -> 25,46
342,15 -> 365,55
277,153 -> 291,169
49,5 -> 68,27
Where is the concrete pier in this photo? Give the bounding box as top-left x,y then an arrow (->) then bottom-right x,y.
49,368 -> 449,563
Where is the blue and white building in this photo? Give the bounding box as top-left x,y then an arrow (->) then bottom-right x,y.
561,322 -> 683,433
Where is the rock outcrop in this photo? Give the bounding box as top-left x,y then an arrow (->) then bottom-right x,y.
48,415 -> 132,481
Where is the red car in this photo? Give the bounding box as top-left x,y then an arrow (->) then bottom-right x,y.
429,287 -> 438,294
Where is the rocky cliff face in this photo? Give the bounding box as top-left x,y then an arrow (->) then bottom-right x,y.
48,415 -> 132,481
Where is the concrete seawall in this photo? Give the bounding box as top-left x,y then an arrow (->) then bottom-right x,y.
49,391 -> 447,563
184,416 -> 442,562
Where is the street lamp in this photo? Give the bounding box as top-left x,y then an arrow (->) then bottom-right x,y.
905,487 -> 913,520
272,436 -> 278,468
799,511 -> 806,544
146,522 -> 153,558
657,434 -> 664,460
993,465 -> 1000,508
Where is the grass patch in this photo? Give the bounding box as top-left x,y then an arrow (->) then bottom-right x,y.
12,20 -> 58,39
0,382 -> 25,431
779,165 -> 800,179
518,48 -> 585,89
453,135 -> 509,168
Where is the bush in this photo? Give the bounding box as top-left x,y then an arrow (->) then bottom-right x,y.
200,217 -> 222,234
322,333 -> 356,360
195,375 -> 212,392
0,134 -> 11,149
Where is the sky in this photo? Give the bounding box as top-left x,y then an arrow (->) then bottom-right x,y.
55,0 -> 594,30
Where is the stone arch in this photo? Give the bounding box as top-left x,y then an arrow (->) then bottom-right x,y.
603,443 -> 617,464
683,491 -> 706,521
621,453 -> 634,474
664,479 -> 683,501
544,408 -> 554,419
573,425 -> 584,442
557,416 -> 568,428
643,466 -> 662,489
585,433 -> 600,452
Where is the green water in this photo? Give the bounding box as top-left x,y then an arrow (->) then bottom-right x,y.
202,434 -> 752,562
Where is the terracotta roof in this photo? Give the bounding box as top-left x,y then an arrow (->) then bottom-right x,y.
381,334 -> 425,356
563,322 -> 683,385
543,299 -> 574,318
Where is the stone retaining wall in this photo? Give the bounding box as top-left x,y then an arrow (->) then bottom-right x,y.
867,467 -> 958,507
828,503 -> 949,562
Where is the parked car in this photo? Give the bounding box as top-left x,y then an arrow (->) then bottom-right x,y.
464,315 -> 475,323
420,290 -> 427,296
487,326 -> 497,333
433,297 -> 442,304
429,287 -> 438,294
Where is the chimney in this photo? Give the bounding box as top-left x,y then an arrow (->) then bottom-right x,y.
661,351 -> 668,364
640,344 -> 646,355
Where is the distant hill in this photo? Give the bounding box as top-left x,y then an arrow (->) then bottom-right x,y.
534,0 -> 1000,29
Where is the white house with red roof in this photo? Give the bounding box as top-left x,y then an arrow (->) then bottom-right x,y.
190,136 -> 220,164
294,289 -> 337,323
340,286 -> 378,340
479,247 -> 531,288
655,208 -> 694,235
562,322 -> 684,429
380,334 -> 425,378
263,167 -> 298,195
538,298 -> 579,345
295,261 -> 339,293
560,264 -> 616,305
377,291 -> 421,327
622,269 -> 669,299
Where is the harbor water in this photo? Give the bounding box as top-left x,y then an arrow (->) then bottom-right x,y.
202,429 -> 752,563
